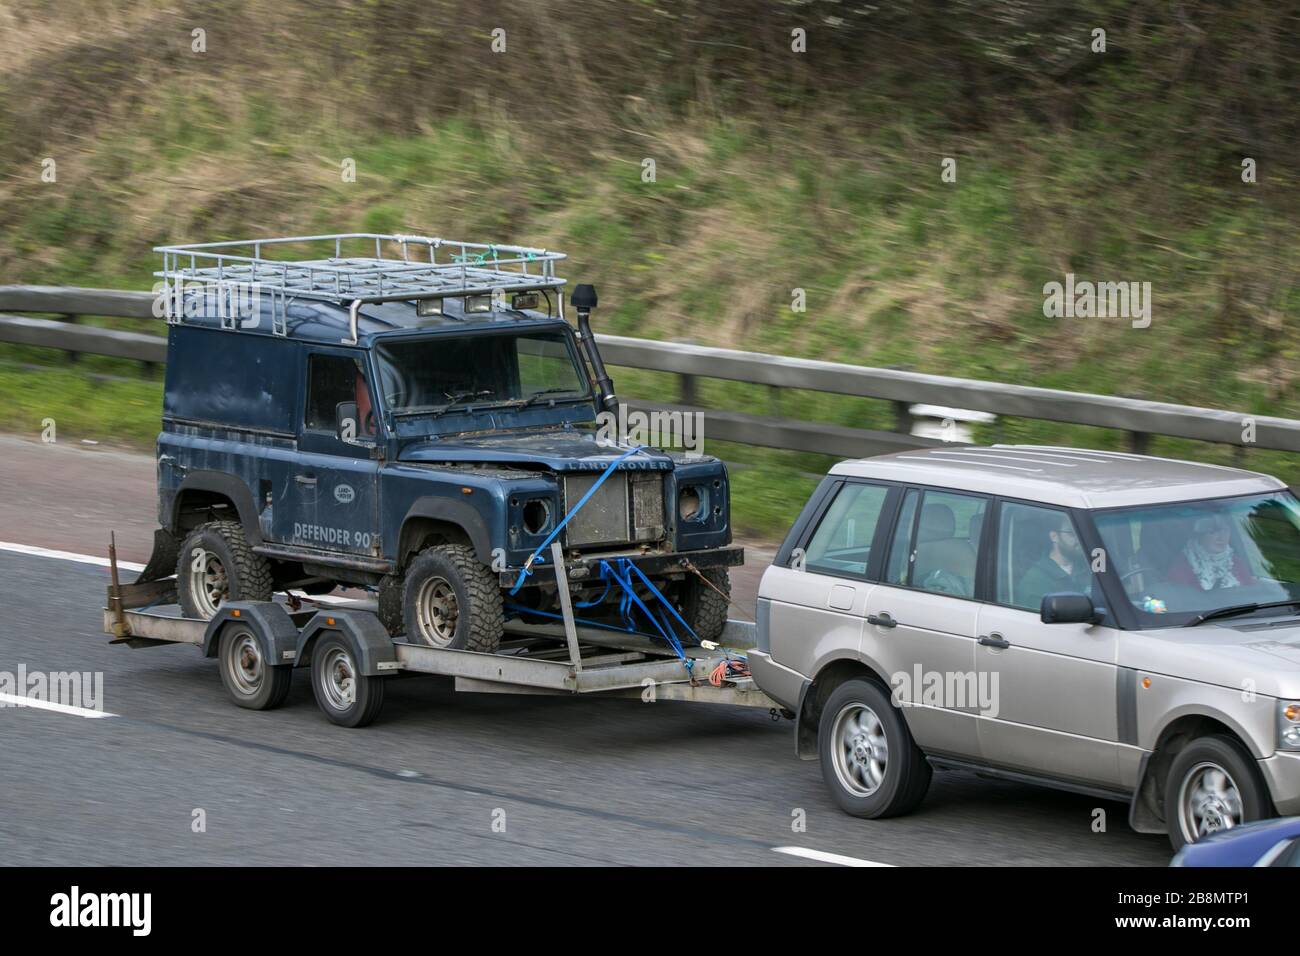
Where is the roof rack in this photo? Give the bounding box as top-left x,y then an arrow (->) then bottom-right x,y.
155,233 -> 567,343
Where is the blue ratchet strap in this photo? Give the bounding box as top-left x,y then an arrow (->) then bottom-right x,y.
598,558 -> 693,664
508,444 -> 647,596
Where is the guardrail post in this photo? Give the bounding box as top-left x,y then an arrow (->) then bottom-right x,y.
1127,431 -> 1149,454
893,401 -> 913,435
679,372 -> 697,407
62,314 -> 80,363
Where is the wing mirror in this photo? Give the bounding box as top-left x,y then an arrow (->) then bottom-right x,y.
1041,592 -> 1106,625
335,401 -> 359,443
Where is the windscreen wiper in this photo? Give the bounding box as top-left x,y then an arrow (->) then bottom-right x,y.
429,389 -> 494,419
1188,600 -> 1300,626
507,387 -> 586,409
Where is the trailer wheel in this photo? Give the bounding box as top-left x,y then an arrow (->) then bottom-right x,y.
679,567 -> 730,643
402,544 -> 503,653
217,624 -> 292,710
310,632 -> 385,727
177,521 -> 273,620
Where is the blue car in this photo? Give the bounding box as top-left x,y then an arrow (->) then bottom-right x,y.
1171,816 -> 1300,866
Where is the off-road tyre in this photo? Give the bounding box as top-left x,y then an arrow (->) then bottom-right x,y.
679,567 -> 731,643
401,544 -> 504,653
177,520 -> 273,620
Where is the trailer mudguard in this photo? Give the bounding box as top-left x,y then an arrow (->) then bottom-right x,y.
202,601 -> 302,666
294,609 -> 398,676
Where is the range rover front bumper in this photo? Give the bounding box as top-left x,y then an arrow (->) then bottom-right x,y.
1260,751 -> 1300,815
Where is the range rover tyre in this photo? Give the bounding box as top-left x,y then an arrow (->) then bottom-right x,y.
1165,734 -> 1271,851
217,624 -> 292,710
818,678 -> 932,818
177,520 -> 274,620
679,567 -> 730,644
402,544 -> 504,653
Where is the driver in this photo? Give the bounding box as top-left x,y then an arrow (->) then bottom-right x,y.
354,368 -> 376,438
1018,514 -> 1092,608
1166,514 -> 1255,592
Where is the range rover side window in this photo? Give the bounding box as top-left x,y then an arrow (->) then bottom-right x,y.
910,490 -> 987,598
885,489 -> 920,585
996,502 -> 1094,611
802,482 -> 890,578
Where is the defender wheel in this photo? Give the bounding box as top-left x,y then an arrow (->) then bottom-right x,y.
217,624 -> 292,710
310,632 -> 385,728
177,520 -> 274,620
1165,735 -> 1271,850
818,678 -> 931,819
679,567 -> 730,643
402,544 -> 503,653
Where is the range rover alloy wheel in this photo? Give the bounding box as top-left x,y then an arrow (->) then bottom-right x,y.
817,678 -> 931,818
1165,735 -> 1271,850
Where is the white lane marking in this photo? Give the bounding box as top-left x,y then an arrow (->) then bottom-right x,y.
0,541 -> 145,572
772,846 -> 893,867
0,541 -> 362,606
0,692 -> 115,719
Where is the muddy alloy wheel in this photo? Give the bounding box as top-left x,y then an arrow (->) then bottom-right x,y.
401,544 -> 503,653
415,577 -> 460,646
176,520 -> 274,620
190,550 -> 229,618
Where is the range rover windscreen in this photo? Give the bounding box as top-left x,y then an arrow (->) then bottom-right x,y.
1092,491 -> 1300,627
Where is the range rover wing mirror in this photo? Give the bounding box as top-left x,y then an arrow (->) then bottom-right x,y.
1041,592 -> 1106,625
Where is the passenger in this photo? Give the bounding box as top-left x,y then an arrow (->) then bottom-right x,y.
1166,515 -> 1255,592
1018,515 -> 1093,608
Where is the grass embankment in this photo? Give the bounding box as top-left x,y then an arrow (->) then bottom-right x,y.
1,2 -> 1297,538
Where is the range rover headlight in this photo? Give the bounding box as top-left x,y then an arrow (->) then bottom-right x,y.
1279,701 -> 1300,751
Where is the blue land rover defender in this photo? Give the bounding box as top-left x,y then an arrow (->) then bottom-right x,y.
142,234 -> 740,653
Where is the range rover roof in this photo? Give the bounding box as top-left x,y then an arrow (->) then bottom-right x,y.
830,445 -> 1285,509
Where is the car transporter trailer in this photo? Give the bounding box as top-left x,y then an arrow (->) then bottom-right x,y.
103,538 -> 778,726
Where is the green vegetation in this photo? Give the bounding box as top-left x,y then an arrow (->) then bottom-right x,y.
1,1 -> 1296,540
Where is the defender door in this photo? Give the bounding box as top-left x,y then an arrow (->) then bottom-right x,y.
274,349 -> 382,559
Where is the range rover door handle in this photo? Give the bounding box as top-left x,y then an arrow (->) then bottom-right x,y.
978,633 -> 1010,649
867,612 -> 897,628
294,474 -> 318,485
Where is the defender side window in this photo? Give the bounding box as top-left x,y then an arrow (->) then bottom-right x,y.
306,354 -> 375,437
802,483 -> 890,577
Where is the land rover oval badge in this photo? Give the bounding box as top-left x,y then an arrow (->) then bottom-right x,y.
334,484 -> 356,504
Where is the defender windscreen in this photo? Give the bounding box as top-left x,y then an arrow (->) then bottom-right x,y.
375,330 -> 589,415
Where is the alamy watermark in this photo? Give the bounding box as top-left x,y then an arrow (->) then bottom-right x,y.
596,403 -> 704,458
890,665 -> 999,718
0,665 -> 104,712
1043,273 -> 1151,328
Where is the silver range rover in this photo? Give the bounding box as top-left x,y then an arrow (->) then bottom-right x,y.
749,445 -> 1300,849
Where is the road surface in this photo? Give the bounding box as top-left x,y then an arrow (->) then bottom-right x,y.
0,434 -> 1170,865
